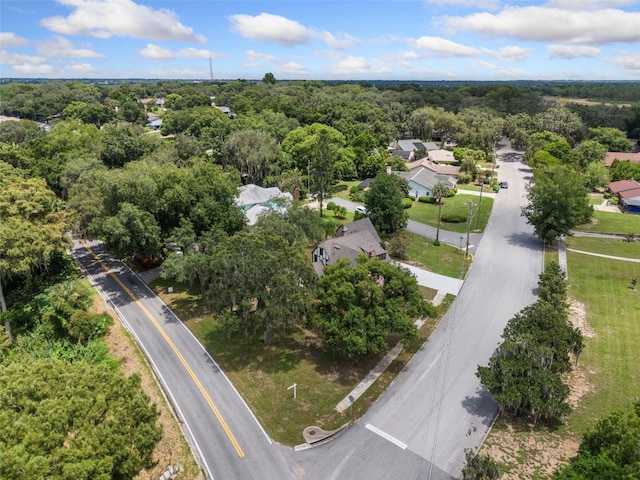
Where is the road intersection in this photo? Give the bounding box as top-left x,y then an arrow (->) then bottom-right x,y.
72,142 -> 543,479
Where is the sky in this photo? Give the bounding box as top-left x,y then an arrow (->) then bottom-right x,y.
1,0 -> 639,81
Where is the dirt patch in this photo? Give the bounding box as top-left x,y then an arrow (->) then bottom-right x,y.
479,298 -> 594,478
93,294 -> 201,480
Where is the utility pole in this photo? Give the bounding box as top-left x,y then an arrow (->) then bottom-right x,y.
465,201 -> 476,258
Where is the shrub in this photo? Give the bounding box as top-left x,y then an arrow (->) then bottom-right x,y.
441,212 -> 467,223
402,198 -> 413,209
419,196 -> 436,204
326,201 -> 337,211
457,174 -> 472,184
349,186 -> 366,202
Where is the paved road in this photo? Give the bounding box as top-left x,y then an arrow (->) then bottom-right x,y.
71,240 -> 294,480
290,143 -> 543,479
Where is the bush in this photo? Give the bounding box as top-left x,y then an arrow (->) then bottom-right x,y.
349,186 -> 366,202
457,174 -> 472,184
419,196 -> 436,204
447,188 -> 457,197
441,212 -> 467,223
401,198 -> 413,209
326,201 -> 337,211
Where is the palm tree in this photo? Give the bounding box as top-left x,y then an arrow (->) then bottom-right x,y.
432,181 -> 451,243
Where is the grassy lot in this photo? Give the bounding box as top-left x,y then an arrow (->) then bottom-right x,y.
565,252 -> 640,433
149,275 -> 452,446
401,231 -> 470,278
407,193 -> 494,233
482,240 -> 640,477
565,236 -> 640,259
331,180 -> 361,201
574,210 -> 640,234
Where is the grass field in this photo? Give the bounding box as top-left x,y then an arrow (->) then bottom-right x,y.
401,231 -> 470,278
565,236 -> 640,259
149,275 -> 452,446
407,193 -> 494,233
574,210 -> 640,234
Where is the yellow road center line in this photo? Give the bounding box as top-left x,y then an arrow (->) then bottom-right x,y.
81,241 -> 245,458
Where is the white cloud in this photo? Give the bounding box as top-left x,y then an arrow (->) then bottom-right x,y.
443,6 -> 640,45
409,36 -> 481,57
68,61 -> 100,74
278,62 -> 309,75
328,55 -> 391,76
319,31 -> 359,50
37,35 -> 104,58
12,63 -> 57,75
229,12 -> 359,50
230,13 -> 314,47
0,32 -> 29,46
40,0 -> 206,43
547,44 -> 601,59
484,46 -> 532,62
609,53 -> 640,73
139,44 -> 220,60
246,50 -> 280,64
0,50 -> 47,65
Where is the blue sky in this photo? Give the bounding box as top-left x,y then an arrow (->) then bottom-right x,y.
1,0 -> 639,80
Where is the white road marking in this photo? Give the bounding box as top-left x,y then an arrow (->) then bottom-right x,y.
365,424 -> 407,450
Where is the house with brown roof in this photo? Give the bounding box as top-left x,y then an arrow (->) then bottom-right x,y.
311,218 -> 387,276
608,179 -> 640,213
605,151 -> 640,167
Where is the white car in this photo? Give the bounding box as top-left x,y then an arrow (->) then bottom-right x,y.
355,206 -> 369,215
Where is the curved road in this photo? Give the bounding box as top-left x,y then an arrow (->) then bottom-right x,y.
72,142 -> 542,479
72,241 -> 294,480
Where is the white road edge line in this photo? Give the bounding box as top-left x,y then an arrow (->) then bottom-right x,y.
365,424 -> 407,450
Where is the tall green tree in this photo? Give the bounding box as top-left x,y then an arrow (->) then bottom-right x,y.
587,126 -> 632,152
207,227 -> 315,344
0,357 -> 161,480
521,165 -> 593,244
0,163 -> 73,340
365,171 -> 409,235
313,256 -> 434,360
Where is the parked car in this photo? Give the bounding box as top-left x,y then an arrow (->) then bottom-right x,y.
499,181 -> 509,189
355,206 -> 370,215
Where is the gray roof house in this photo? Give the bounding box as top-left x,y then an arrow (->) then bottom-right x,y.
311,218 -> 387,276
396,167 -> 457,199
388,139 -> 439,161
236,184 -> 293,226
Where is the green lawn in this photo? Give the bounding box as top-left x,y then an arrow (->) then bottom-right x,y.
401,231 -> 470,278
564,251 -> 640,434
407,193 -> 494,233
565,236 -> 640,259
574,210 -> 640,235
149,275 -> 452,446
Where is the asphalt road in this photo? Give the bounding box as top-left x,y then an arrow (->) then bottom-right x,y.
71,240 -> 294,480
289,144 -> 543,479
73,141 -> 543,479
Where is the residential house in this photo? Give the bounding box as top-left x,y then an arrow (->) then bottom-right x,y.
216,106 -> 236,118
396,167 -> 457,199
235,184 -> 293,226
604,151 -> 640,167
311,218 -> 387,276
388,139 -> 439,161
406,151 -> 461,177
609,179 -> 640,213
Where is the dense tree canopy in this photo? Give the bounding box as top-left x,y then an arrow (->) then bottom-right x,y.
313,256 -> 435,359
0,357 -> 161,480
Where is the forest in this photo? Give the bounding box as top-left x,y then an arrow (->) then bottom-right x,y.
1,77 -> 639,479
